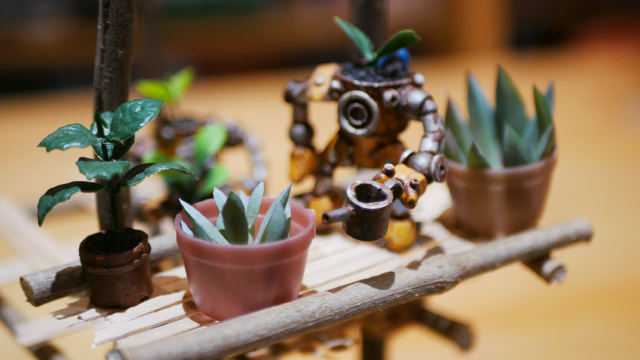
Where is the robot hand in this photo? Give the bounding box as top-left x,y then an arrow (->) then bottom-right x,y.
289,146 -> 317,183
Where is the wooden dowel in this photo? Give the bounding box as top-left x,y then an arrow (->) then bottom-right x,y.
20,233 -> 179,307
523,254 -> 566,284
110,218 -> 592,360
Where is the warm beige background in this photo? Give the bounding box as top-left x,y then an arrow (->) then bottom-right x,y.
0,41 -> 639,359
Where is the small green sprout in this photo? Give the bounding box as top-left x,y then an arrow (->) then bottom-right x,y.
180,182 -> 293,245
443,66 -> 556,169
333,16 -> 420,64
135,67 -> 195,106
36,99 -> 197,231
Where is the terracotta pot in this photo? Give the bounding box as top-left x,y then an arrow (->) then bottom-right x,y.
79,229 -> 153,308
446,152 -> 557,238
175,197 -> 316,320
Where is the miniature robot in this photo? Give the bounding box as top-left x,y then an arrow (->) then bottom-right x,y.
285,62 -> 447,250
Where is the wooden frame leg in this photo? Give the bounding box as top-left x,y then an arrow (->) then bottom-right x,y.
415,307 -> 473,351
361,328 -> 385,360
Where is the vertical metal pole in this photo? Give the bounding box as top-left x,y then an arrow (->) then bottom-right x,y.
93,0 -> 136,230
351,0 -> 387,48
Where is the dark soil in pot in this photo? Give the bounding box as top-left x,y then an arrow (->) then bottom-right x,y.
79,228 -> 153,308
341,61 -> 409,83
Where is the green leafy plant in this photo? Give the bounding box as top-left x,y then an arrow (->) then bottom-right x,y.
333,16 -> 420,64
141,122 -> 230,201
135,67 -> 195,106
179,182 -> 293,245
444,67 -> 556,169
37,99 -> 197,232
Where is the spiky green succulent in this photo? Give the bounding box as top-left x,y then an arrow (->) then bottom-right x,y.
444,67 -> 556,169
179,182 -> 292,245
333,16 -> 420,64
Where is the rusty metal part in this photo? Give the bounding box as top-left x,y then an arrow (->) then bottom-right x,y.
284,79 -> 308,105
399,150 -> 447,183
289,122 -> 314,148
323,181 -> 394,241
290,146 -> 318,183
338,90 -> 381,136
329,79 -> 346,100
79,229 -> 152,308
373,163 -> 426,209
382,88 -> 400,108
305,63 -> 340,101
384,217 -> 417,252
412,72 -> 426,87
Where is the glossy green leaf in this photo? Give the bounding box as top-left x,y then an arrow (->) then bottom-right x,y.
246,182 -> 264,233
92,135 -> 135,161
445,98 -> 473,154
444,128 -> 466,165
119,163 -> 196,188
38,124 -> 100,152
221,193 -> 248,245
534,124 -> 555,160
181,220 -> 194,237
135,80 -> 172,104
466,142 -> 492,169
333,16 -> 374,62
467,73 -> 502,169
255,183 -> 291,244
194,123 -> 227,168
179,199 -> 228,244
76,158 -> 131,180
167,67 -> 195,103
197,164 -> 230,198
264,202 -> 288,243
213,188 -> 227,232
496,66 -> 529,140
375,30 -> 421,59
93,108 -> 114,137
108,99 -> 163,142
503,125 -> 532,167
140,149 -> 171,164
37,181 -> 104,226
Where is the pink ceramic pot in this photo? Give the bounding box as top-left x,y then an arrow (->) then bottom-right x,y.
175,197 -> 315,320
446,152 -> 557,238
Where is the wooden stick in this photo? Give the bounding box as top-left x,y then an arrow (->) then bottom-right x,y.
20,233 -> 179,306
523,254 -> 566,284
109,218 -> 592,360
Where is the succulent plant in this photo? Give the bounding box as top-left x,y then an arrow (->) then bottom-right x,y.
36,99 -> 197,232
333,16 -> 420,64
135,67 -> 195,106
443,67 -> 556,169
142,122 -> 230,201
179,182 -> 293,245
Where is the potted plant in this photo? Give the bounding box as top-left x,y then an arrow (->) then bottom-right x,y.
133,68 -> 266,227
443,67 -> 556,237
37,99 -> 196,308
175,182 -> 316,320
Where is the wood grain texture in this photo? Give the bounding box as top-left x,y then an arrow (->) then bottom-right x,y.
111,218 -> 592,360
19,232 -> 179,306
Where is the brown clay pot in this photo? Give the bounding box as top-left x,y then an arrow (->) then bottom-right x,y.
446,152 -> 557,238
175,197 -> 316,321
79,229 -> 153,308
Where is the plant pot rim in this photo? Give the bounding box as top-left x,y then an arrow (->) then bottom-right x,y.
336,64 -> 414,89
79,228 -> 148,263
447,150 -> 557,174
174,196 -> 315,249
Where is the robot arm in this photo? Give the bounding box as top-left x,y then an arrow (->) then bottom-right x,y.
285,79 -> 317,183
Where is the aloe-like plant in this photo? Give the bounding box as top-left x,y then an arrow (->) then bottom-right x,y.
444,67 -> 556,169
135,67 -> 195,107
36,99 -> 197,233
179,182 -> 293,245
333,16 -> 420,64
142,122 -> 230,201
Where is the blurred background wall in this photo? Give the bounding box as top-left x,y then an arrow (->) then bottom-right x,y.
1,0 -> 639,95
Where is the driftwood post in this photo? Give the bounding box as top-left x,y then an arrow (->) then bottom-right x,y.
93,0 -> 137,230
109,218 -> 592,360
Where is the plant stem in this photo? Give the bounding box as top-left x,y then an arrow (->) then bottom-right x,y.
108,181 -> 121,233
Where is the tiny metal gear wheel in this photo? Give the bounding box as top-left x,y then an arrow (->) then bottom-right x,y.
337,90 -> 380,137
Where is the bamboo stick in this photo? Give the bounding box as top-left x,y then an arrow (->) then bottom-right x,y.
20,233 -> 179,306
109,218 -> 592,360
